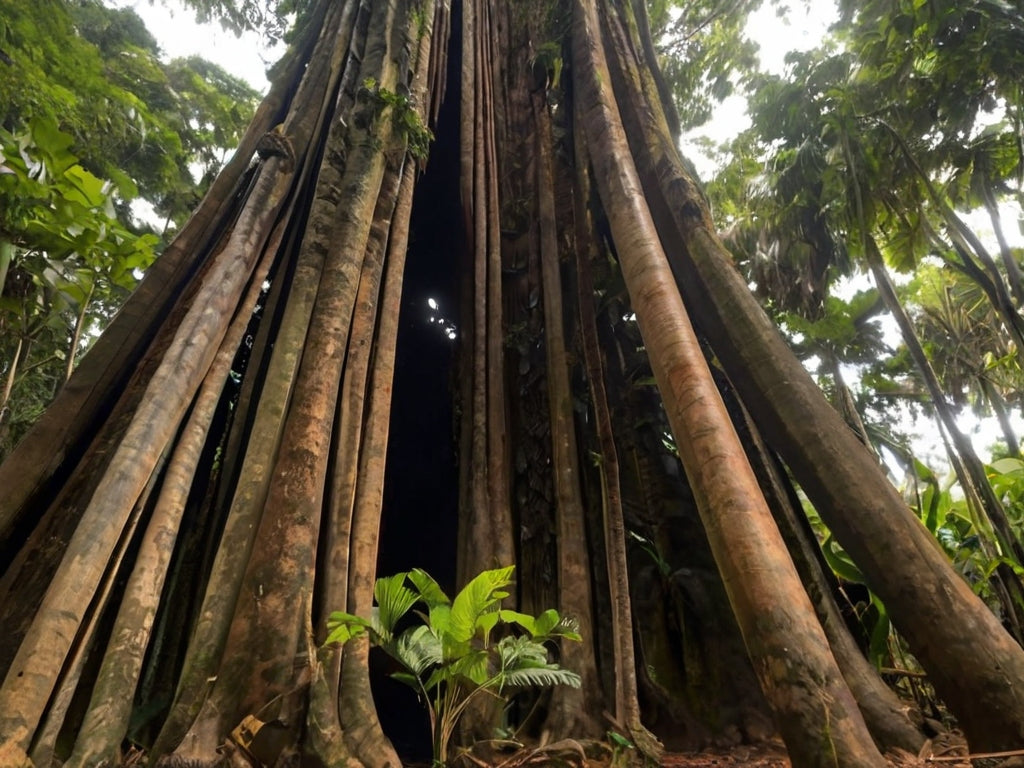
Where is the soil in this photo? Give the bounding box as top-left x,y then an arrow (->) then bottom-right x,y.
657,734 -> 1024,768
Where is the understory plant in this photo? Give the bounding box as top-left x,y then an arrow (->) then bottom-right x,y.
325,565 -> 582,767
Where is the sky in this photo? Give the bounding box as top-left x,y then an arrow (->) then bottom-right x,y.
124,0 -> 1022,471
110,0 -> 277,91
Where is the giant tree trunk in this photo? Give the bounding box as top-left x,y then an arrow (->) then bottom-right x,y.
3,0 -> 1024,766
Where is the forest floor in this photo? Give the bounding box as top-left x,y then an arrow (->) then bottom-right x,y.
446,732 -> 1024,768
657,734 -> 1024,768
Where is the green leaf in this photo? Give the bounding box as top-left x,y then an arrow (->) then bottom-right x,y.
390,625 -> 442,678
390,671 -> 421,691
448,565 -> 515,644
500,666 -> 581,689
408,568 -> 451,608
373,572 -> 418,641
497,609 -> 536,636
325,611 -> 370,646
821,535 -> 866,584
448,648 -> 490,686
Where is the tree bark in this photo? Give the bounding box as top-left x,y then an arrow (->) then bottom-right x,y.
572,2 -> 883,765
608,13 -> 1024,748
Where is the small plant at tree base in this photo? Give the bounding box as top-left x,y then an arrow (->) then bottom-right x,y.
325,565 -> 581,767
607,730 -> 635,768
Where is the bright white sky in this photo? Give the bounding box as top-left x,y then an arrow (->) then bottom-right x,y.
110,0 -> 276,91
126,0 -> 1021,470
681,2 -> 839,178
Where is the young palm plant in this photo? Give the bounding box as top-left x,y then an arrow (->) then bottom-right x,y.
325,565 -> 582,767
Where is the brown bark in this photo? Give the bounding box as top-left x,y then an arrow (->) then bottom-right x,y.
64,209 -> 288,768
728,381 -> 926,754
534,91 -> 603,739
8,0 -> 1024,761
0,145 -> 296,760
571,117 -> 662,759
572,2 -> 883,765
606,9 -> 1024,747
169,4 -> 406,762
149,6 -> 360,759
457,0 -> 514,587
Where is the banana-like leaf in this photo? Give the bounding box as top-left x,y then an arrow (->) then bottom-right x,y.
496,609 -> 536,636
447,648 -> 490,686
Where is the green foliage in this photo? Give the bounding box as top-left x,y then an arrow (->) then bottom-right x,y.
904,262 -> 1024,420
360,77 -> 434,160
0,0 -> 261,457
177,0 -> 314,46
326,566 -> 581,766
902,457 -> 1024,612
806,450 -> 1024,672
652,0 -> 764,131
0,0 -> 260,229
0,117 -> 157,457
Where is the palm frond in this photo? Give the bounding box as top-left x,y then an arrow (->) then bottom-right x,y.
373,572 -> 418,641
389,625 -> 442,679
500,666 -> 581,689
448,565 -> 515,643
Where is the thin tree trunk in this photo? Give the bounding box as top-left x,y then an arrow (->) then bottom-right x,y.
64,281 -> 93,383
982,185 -> 1024,307
534,90 -> 603,739
0,335 -> 22,425
981,378 -> 1020,457
571,114 -> 662,760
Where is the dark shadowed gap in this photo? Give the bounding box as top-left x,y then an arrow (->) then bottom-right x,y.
372,5 -> 463,761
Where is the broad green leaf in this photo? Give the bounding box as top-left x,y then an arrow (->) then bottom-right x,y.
496,609 -> 536,636
373,572 -> 418,640
448,648 -> 490,686
533,608 -> 559,637
448,565 -> 515,644
821,535 -> 866,584
990,458 -> 1024,476
408,568 -> 450,608
868,594 -> 890,668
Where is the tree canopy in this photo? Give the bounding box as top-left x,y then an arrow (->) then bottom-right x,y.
0,0 -> 261,455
